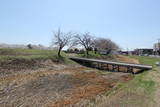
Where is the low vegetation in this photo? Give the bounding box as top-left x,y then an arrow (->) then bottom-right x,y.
130,55 -> 160,66
78,51 -> 102,58
77,51 -> 139,64
86,56 -> 159,107
0,48 -> 136,107
1,47 -> 159,107
0,48 -> 75,77
0,48 -> 72,64
115,56 -> 158,106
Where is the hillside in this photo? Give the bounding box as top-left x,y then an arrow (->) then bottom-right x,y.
0,48 -> 73,77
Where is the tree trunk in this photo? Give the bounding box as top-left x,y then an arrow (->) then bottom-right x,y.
86,49 -> 89,56
58,48 -> 62,57
94,48 -> 97,54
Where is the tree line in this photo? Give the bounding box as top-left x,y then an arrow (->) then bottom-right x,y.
52,29 -> 120,57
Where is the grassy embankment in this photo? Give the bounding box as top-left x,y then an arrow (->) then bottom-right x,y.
78,51 -> 101,58
77,51 -> 116,61
0,48 -> 73,64
89,55 -> 160,107
119,56 -> 158,106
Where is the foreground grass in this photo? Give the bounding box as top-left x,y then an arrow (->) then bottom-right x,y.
115,56 -> 160,107
0,48 -> 74,64
128,55 -> 158,93
110,56 -> 158,106
86,55 -> 159,107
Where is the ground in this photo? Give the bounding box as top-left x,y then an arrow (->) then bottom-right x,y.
0,63 -> 133,107
0,49 -> 160,107
84,56 -> 160,107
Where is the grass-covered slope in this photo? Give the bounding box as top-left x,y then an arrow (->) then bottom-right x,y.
130,55 -> 160,66
77,51 -> 139,64
0,48 -> 73,64
91,55 -> 159,107
0,48 -> 75,77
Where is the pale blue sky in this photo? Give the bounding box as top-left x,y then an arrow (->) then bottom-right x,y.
0,0 -> 160,50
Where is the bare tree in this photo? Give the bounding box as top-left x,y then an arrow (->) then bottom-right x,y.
27,44 -> 33,49
94,38 -> 119,54
74,32 -> 94,56
52,29 -> 74,57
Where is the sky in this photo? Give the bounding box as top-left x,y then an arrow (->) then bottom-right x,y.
0,0 -> 160,50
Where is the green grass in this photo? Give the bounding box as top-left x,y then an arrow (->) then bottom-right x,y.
117,55 -> 157,106
126,55 -> 156,92
129,55 -> 160,67
0,48 -> 74,64
78,51 -> 101,58
77,51 -> 114,60
128,71 -> 155,93
87,55 -> 158,106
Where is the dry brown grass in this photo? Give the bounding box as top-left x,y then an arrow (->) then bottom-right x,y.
0,64 -> 133,107
52,73 -> 113,107
51,71 -> 132,107
115,55 -> 139,64
0,55 -> 137,107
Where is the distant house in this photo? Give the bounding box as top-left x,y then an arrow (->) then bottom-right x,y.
119,51 -> 133,55
133,49 -> 153,55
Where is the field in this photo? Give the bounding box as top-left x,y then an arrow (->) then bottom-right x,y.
0,48 -> 159,107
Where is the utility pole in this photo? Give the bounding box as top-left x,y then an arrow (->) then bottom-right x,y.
158,38 -> 160,44
126,46 -> 129,55
157,39 -> 160,55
